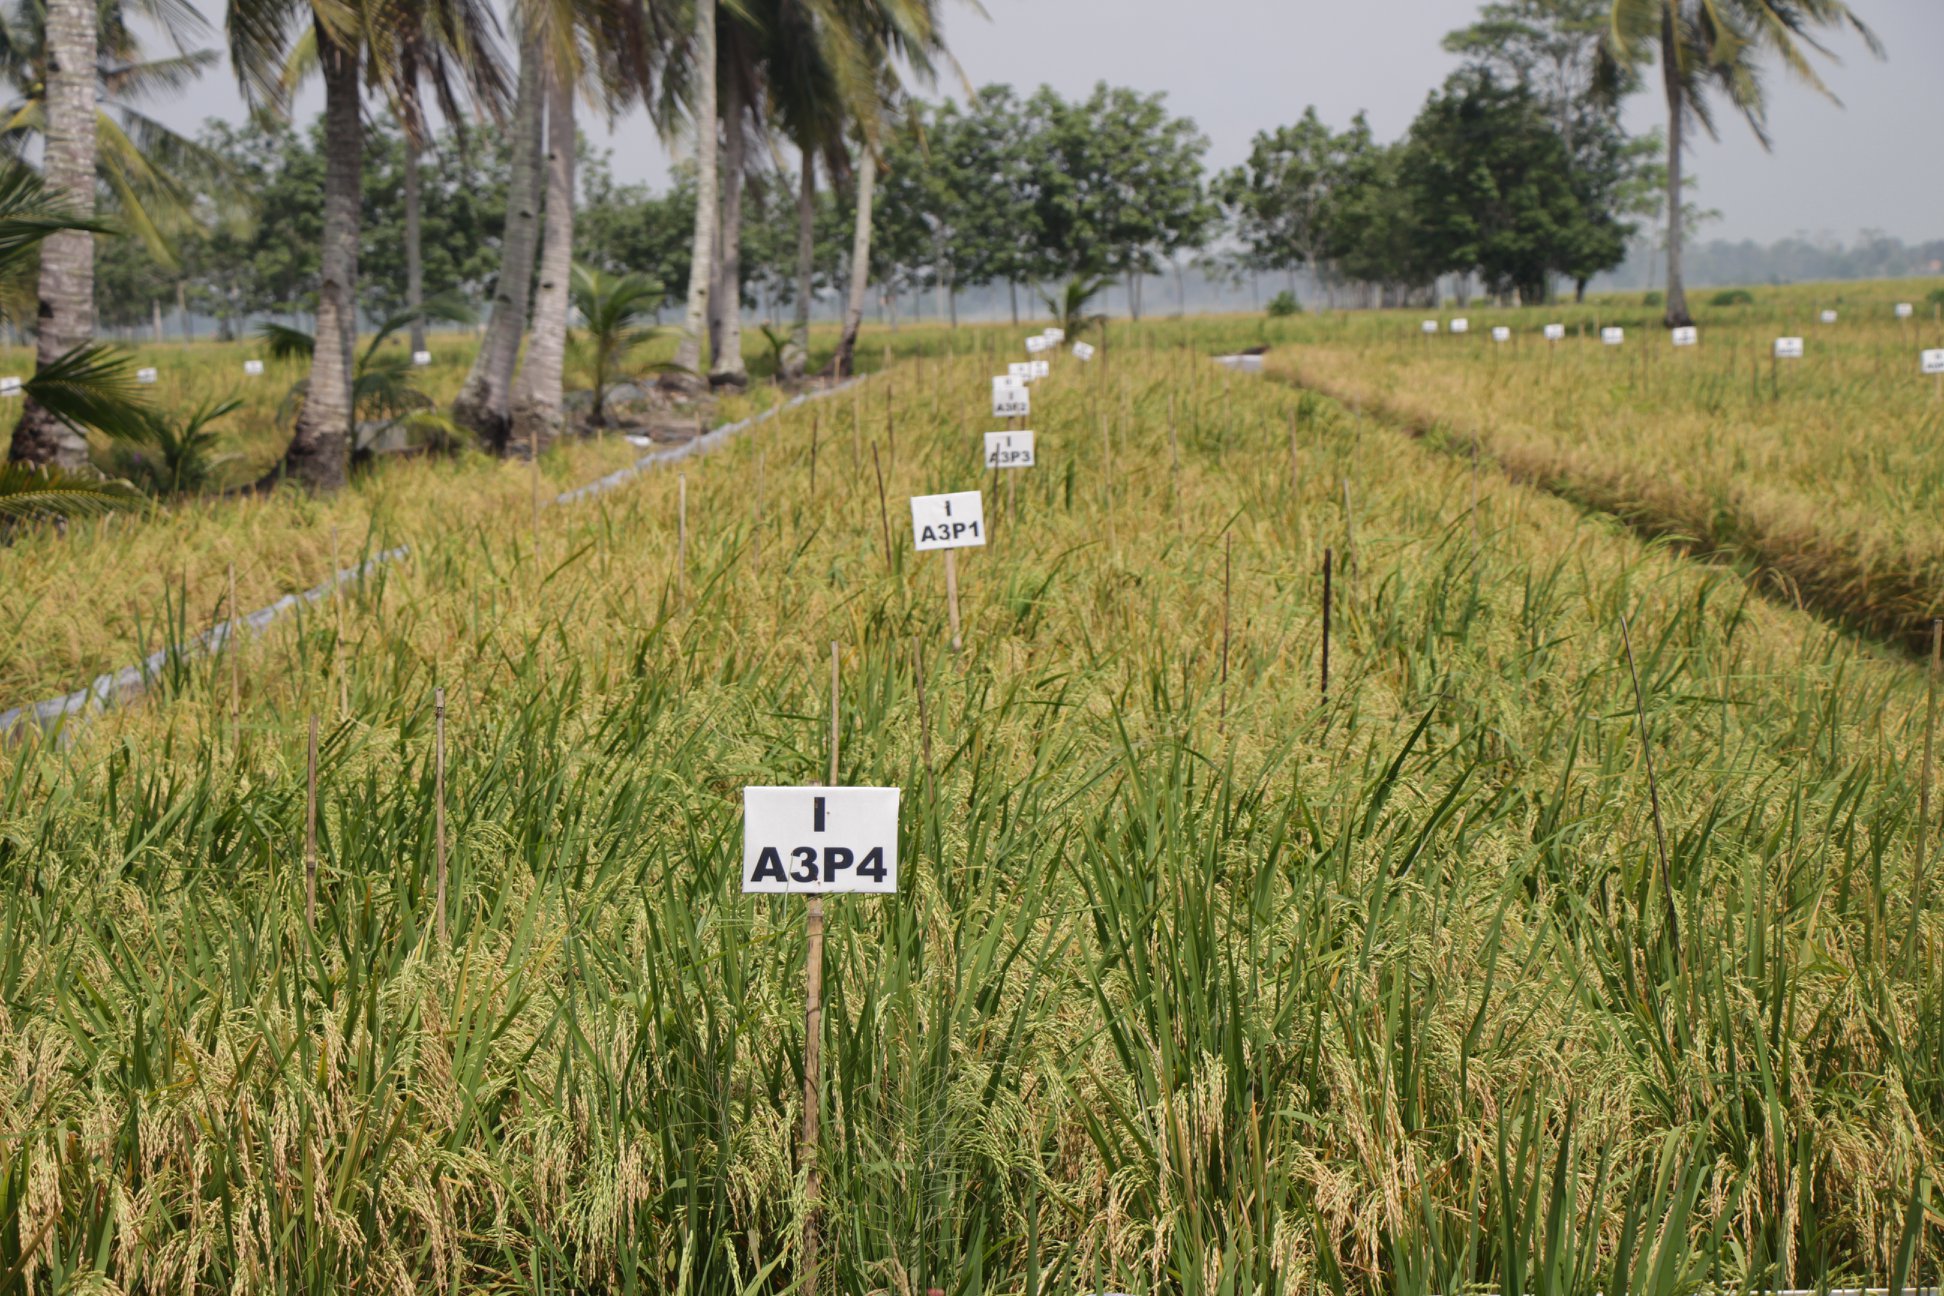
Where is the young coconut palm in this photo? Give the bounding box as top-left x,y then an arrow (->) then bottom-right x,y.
569,261 -> 661,427
1605,0 -> 1879,329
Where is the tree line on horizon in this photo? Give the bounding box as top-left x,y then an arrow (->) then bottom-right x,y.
0,0 -> 1883,501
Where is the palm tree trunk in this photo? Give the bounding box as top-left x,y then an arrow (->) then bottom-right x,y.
782,148 -> 813,380
508,65 -> 575,457
453,39 -> 544,450
709,70 -> 748,387
1660,7 -> 1693,329
671,0 -> 717,385
405,129 -> 426,355
280,20 -> 360,492
7,0 -> 96,469
831,150 -> 875,378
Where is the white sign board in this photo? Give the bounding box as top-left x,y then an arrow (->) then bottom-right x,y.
1896,303 -> 1915,320
1043,328 -> 1065,343
1671,326 -> 1698,347
910,491 -> 986,551
1421,320 -> 1439,335
1491,327 -> 1511,343
1451,318 -> 1470,334
0,376 -> 20,397
411,350 -> 432,367
1923,349 -> 1944,376
244,359 -> 265,376
136,367 -> 158,384
1025,335 -> 1050,354
984,430 -> 1035,469
1007,362 -> 1033,381
1601,327 -> 1624,346
1774,337 -> 1804,359
1819,310 -> 1837,324
1072,341 -> 1095,362
742,786 -> 899,894
1544,324 -> 1566,341
1028,359 -> 1050,380
991,379 -> 1030,419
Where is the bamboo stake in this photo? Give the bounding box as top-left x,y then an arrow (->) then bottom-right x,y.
330,526 -> 348,715
1220,534 -> 1232,733
434,686 -> 447,944
808,411 -> 820,498
677,472 -> 688,603
1918,619 -> 1940,948
227,562 -> 241,740
304,713 -> 318,930
943,549 -> 963,653
1620,611 -> 1682,970
872,446 -> 894,575
801,641 -> 840,1296
1288,408 -> 1299,501
1321,548 -> 1332,706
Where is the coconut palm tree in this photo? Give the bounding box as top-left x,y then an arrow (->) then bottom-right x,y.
667,0 -> 715,387
1607,0 -> 1878,329
506,55 -> 574,454
227,0 -> 505,491
0,0 -> 232,261
8,0 -> 94,469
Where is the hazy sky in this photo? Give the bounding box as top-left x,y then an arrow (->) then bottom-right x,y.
153,0 -> 1942,246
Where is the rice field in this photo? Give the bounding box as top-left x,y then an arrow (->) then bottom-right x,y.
1,315 -> 1942,1294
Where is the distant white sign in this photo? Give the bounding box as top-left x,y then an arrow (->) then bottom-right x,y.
1896,303 -> 1915,320
411,350 -> 432,367
1671,326 -> 1698,347
1007,362 -> 1033,381
1028,359 -> 1050,380
984,430 -> 1035,469
136,366 -> 158,384
1601,327 -> 1624,346
1043,327 -> 1065,343
1923,349 -> 1944,376
1544,324 -> 1566,341
0,376 -> 20,397
1072,341 -> 1095,362
1774,337 -> 1804,359
1025,335 -> 1051,354
991,379 -> 1030,419
1451,318 -> 1470,334
1421,320 -> 1439,335
911,491 -> 986,551
1491,327 -> 1511,343
244,359 -> 265,376
1819,310 -> 1838,324
742,786 -> 899,894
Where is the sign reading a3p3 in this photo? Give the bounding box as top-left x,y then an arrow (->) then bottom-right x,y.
911,491 -> 986,551
743,786 -> 899,893
992,378 -> 1030,418
984,431 -> 1035,469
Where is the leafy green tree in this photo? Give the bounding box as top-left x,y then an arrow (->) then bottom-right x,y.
1399,70 -> 1587,304
1214,108 -> 1349,306
1605,0 -> 1879,327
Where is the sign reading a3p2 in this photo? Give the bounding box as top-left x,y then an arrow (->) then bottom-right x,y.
911,491 -> 986,551
742,786 -> 899,893
984,430 -> 1035,469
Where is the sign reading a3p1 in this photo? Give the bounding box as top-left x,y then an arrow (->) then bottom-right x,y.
1671,326 -> 1698,347
1072,341 -> 1095,362
992,378 -> 1030,418
742,786 -> 899,893
984,430 -> 1035,469
1774,337 -> 1804,359
1601,327 -> 1625,346
1544,323 -> 1566,341
911,491 -> 986,551
1923,349 -> 1944,376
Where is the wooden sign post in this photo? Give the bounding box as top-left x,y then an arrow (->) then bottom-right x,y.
910,491 -> 986,653
741,642 -> 901,1296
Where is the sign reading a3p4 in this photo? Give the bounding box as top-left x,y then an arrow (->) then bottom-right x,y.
992,378 -> 1030,418
742,786 -> 900,893
984,430 -> 1035,469
1923,349 -> 1944,376
911,491 -> 986,551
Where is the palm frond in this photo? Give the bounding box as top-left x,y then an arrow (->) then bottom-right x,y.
0,462 -> 139,520
256,321 -> 314,361
24,343 -> 150,441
